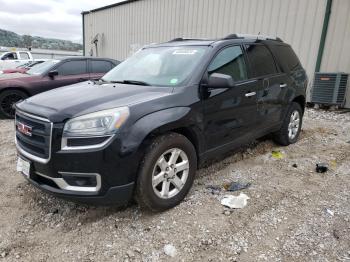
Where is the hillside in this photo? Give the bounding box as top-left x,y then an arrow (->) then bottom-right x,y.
0,29 -> 82,51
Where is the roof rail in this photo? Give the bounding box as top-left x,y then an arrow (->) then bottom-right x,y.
223,33 -> 283,42
167,37 -> 213,42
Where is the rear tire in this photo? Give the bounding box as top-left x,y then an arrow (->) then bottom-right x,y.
135,133 -> 197,211
0,90 -> 27,119
273,102 -> 303,146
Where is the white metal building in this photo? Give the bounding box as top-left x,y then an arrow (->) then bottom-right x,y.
82,0 -> 350,107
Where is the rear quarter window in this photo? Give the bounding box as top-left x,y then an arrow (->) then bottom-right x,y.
271,45 -> 301,73
245,44 -> 278,77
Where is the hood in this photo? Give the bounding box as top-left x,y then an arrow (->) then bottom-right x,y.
0,72 -> 31,80
16,81 -> 173,122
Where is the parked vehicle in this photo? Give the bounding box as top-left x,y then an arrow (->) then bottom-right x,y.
0,57 -> 119,118
15,34 -> 307,211
0,60 -> 46,75
0,51 -> 34,70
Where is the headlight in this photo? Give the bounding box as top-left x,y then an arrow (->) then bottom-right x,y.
63,107 -> 129,137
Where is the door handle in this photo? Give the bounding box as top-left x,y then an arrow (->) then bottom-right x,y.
245,91 -> 256,97
280,83 -> 287,88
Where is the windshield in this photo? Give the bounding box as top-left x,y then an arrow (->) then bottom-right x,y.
27,59 -> 60,75
102,46 -> 208,86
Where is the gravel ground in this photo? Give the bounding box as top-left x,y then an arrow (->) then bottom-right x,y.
0,108 -> 350,262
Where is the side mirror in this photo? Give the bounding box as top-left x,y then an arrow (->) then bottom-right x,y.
207,73 -> 235,89
48,70 -> 58,78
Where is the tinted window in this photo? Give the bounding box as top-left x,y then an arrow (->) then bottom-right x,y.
19,52 -> 30,60
245,45 -> 277,77
273,45 -> 301,72
208,46 -> 248,81
56,60 -> 87,76
91,60 -> 113,73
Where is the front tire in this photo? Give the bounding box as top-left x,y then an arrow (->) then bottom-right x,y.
135,133 -> 197,211
273,102 -> 303,146
0,90 -> 27,119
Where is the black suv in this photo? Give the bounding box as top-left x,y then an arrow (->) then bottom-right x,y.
15,34 -> 307,211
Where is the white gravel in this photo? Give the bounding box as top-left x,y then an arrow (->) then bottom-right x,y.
0,108 -> 349,261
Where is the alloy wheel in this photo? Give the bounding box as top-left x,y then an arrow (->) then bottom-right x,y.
152,148 -> 190,199
288,110 -> 300,140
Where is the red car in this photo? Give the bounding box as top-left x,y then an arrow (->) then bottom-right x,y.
0,57 -> 119,118
0,60 -> 45,74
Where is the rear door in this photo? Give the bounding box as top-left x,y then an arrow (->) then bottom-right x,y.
245,44 -> 287,130
89,59 -> 115,80
202,45 -> 259,151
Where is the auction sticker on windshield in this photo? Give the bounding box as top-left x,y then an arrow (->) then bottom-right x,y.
170,78 -> 178,84
172,50 -> 198,55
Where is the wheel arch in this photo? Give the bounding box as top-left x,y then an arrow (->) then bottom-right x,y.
142,126 -> 201,161
121,107 -> 204,165
292,95 -> 306,114
0,86 -> 31,97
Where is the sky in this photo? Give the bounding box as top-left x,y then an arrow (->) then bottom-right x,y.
0,0 -> 123,43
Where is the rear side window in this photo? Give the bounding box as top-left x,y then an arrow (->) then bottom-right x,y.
273,45 -> 301,72
208,46 -> 248,81
56,60 -> 87,76
19,52 -> 30,60
245,45 -> 277,77
91,60 -> 113,73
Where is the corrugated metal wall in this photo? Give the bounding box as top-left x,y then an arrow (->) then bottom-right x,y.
83,0 -> 350,106
320,0 -> 350,107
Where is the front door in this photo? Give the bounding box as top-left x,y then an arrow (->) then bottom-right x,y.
202,45 -> 259,152
32,60 -> 90,94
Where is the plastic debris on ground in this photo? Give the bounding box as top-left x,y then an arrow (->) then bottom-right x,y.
326,208 -> 334,217
271,150 -> 284,159
221,193 -> 250,209
316,163 -> 329,173
224,182 -> 251,192
330,160 -> 337,169
164,244 -> 177,257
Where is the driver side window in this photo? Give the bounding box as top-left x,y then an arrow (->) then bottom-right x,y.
208,46 -> 248,82
3,52 -> 17,60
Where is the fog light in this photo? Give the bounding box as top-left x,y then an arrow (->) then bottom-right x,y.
61,174 -> 97,187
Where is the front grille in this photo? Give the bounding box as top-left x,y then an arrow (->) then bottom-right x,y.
15,111 -> 52,162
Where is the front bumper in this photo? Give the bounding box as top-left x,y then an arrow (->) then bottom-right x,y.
17,139 -> 139,205
24,171 -> 134,205
15,114 -> 142,206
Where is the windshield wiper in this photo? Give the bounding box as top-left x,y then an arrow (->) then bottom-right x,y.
123,80 -> 150,86
115,80 -> 150,86
96,79 -> 150,86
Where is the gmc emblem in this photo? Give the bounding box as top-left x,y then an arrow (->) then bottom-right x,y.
17,122 -> 32,137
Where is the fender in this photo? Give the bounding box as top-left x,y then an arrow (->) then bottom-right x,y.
119,107 -> 204,155
0,80 -> 30,94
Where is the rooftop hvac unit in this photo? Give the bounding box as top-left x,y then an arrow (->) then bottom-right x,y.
311,72 -> 348,107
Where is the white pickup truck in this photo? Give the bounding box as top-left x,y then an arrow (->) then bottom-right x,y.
0,51 -> 34,70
